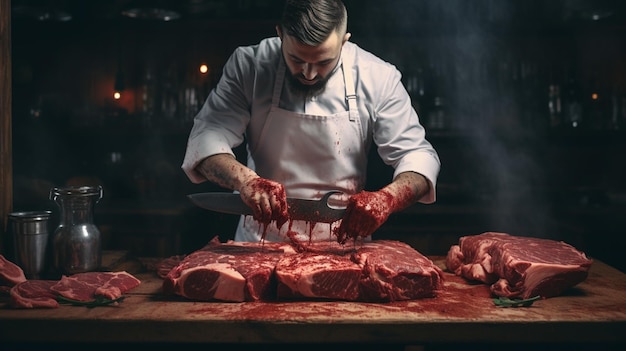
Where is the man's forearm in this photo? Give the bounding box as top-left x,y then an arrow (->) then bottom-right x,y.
381,171 -> 431,212
196,154 -> 258,192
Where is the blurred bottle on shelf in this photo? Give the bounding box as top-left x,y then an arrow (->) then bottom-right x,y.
562,68 -> 583,128
548,83 -> 562,129
405,66 -> 427,117
608,84 -> 625,130
140,63 -> 157,128
425,62 -> 448,131
519,61 -> 543,130
428,96 -> 446,130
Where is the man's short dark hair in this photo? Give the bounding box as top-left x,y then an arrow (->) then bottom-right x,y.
280,0 -> 348,46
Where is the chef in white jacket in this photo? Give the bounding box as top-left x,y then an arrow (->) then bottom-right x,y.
182,0 -> 440,243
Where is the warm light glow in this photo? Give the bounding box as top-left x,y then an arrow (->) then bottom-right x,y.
591,93 -> 599,100
199,64 -> 209,74
114,91 -> 121,100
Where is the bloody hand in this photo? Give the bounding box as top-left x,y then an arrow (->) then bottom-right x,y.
335,190 -> 395,244
240,177 -> 289,229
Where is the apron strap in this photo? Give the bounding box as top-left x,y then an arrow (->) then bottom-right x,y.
341,50 -> 359,122
271,57 -> 286,108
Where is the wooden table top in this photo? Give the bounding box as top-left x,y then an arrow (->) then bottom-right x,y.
1,252 -> 625,346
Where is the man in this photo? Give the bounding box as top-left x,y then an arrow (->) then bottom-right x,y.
182,0 -> 440,243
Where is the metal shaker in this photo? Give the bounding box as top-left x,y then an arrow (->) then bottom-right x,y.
50,185 -> 103,275
8,211 -> 52,279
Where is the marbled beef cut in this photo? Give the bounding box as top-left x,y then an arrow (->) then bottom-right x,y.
275,252 -> 362,301
446,232 -> 593,299
162,241 -> 288,302
354,240 -> 444,301
161,237 -> 444,302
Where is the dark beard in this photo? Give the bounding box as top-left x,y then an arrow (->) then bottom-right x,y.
285,70 -> 330,99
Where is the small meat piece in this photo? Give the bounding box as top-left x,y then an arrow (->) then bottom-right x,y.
293,239 -> 355,255
355,240 -> 444,301
50,271 -> 141,301
275,252 -> 362,301
0,254 -> 27,286
446,232 -> 593,299
10,280 -> 59,309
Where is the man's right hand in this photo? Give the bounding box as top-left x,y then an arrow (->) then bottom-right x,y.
240,177 -> 289,229
197,154 -> 290,228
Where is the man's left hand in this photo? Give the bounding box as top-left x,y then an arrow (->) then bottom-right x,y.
335,190 -> 395,244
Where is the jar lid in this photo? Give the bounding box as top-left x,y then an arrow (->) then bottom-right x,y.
8,210 -> 52,221
50,185 -> 103,198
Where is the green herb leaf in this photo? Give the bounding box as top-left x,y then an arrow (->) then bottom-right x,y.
493,295 -> 541,308
57,295 -> 126,308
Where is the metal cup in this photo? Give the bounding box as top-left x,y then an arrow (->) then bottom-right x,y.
8,211 -> 52,279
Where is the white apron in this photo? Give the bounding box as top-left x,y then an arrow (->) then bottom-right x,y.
235,50 -> 368,242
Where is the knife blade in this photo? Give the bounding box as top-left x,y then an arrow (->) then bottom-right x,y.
187,191 -> 346,223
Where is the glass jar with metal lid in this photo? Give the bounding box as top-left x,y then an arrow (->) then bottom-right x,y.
50,185 -> 103,275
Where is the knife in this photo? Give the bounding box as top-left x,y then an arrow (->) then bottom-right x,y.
187,191 -> 346,223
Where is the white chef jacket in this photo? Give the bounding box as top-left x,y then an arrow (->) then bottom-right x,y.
182,37 -> 441,241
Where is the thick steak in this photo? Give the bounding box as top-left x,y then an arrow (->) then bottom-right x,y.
275,252 -> 362,301
355,240 -> 444,301
163,242 -> 286,302
446,232 -> 593,299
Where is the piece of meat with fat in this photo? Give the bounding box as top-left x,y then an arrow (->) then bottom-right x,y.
354,240 -> 444,301
50,271 -> 141,301
272,240 -> 444,302
161,246 -> 237,297
162,240 -> 285,302
162,237 -> 445,302
0,254 -> 27,286
231,252 -> 280,301
275,252 -> 362,301
446,232 -> 593,299
170,263 -> 247,302
10,280 -> 59,309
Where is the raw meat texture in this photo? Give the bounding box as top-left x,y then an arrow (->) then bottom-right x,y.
446,232 -> 593,299
355,240 -> 444,301
172,263 -> 247,302
162,236 -> 444,302
163,242 -> 286,302
50,271 -> 141,301
10,280 -> 59,309
0,254 -> 27,286
7,271 -> 141,309
275,252 -> 362,301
